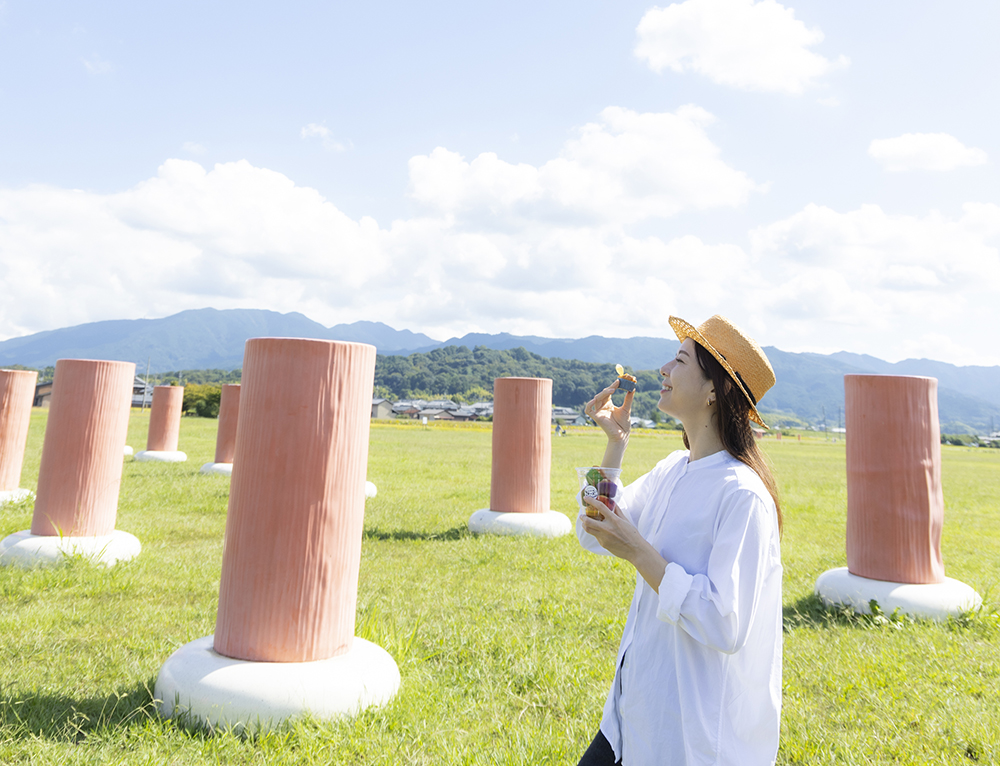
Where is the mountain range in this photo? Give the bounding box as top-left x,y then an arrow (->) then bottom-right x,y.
2,308 -> 998,433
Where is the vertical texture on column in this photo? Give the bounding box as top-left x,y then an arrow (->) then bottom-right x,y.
490,377 -> 552,514
214,384 -> 241,463
845,374 -> 945,584
214,338 -> 376,662
31,360 -> 135,537
0,369 -> 38,491
146,386 -> 184,451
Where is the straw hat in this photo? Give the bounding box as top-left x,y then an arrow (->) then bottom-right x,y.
669,315 -> 775,428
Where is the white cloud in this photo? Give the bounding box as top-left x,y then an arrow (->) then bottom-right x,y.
868,133 -> 988,172
635,0 -> 848,94
301,123 -> 347,152
3,156 -> 1000,366
748,202 -> 1000,363
408,105 -> 761,226
82,55 -> 112,75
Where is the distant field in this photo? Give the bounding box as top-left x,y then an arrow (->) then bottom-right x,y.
1,412 -> 998,764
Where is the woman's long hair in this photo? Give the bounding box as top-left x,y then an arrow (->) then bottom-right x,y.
682,342 -> 783,534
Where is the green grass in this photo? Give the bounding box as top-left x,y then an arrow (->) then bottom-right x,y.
1,414 -> 998,764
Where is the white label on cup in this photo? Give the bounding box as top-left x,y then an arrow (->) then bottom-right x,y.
582,485 -> 599,499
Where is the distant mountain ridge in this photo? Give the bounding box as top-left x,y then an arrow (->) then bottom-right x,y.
2,308 -> 998,432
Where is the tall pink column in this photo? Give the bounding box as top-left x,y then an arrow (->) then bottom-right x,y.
490,377 -> 552,514
214,384 -> 241,464
214,338 -> 375,662
147,386 -> 184,451
0,369 -> 38,493
845,374 -> 945,584
30,360 -> 134,537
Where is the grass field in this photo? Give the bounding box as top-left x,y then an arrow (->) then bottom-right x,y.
2,411 -> 998,764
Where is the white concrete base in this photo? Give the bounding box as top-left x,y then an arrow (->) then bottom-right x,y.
124,445 -> 134,456
200,462 -> 233,476
815,567 -> 982,621
365,481 -> 378,499
468,508 -> 572,538
0,529 -> 141,568
135,450 -> 188,463
0,488 -> 33,505
155,634 -> 401,732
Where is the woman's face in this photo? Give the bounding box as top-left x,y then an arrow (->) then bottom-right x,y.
658,338 -> 715,421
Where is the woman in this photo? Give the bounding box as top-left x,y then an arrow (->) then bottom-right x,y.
576,315 -> 783,766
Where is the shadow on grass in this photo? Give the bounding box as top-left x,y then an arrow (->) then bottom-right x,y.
0,678 -> 159,743
783,592 -> 911,631
363,525 -> 469,542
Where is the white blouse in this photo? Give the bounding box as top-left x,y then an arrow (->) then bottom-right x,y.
576,449 -> 783,766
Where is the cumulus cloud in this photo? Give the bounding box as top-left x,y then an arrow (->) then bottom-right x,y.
3,153 -> 999,365
301,123 -> 348,152
868,133 -> 988,172
408,105 -> 761,227
635,0 -> 848,94
749,202 -> 1000,363
82,55 -> 113,75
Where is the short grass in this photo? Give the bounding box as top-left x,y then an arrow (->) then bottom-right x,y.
1,413 -> 998,764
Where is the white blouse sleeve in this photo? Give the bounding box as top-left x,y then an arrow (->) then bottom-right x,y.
655,488 -> 777,654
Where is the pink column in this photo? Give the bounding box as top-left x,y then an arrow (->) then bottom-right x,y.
490,377 -> 552,514
0,369 -> 38,492
214,338 -> 376,662
214,384 -> 241,464
30,360 -> 135,537
845,374 -> 945,584
147,386 -> 184,451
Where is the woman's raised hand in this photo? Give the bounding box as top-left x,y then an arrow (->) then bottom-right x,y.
584,380 -> 634,444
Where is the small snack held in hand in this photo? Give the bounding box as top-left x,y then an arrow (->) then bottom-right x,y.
582,467 -> 619,519
615,363 -> 637,393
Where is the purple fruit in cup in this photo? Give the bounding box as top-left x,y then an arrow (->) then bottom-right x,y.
597,480 -> 617,498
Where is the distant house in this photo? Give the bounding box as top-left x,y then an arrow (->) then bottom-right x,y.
133,377 -> 154,408
33,380 -> 53,408
451,407 -> 479,421
418,408 -> 454,421
371,398 -> 394,419
552,406 -> 586,426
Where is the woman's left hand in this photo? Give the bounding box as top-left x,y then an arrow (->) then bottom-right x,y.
580,495 -> 646,561
581,496 -> 668,592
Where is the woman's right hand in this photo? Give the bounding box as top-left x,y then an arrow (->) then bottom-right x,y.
584,380 -> 634,445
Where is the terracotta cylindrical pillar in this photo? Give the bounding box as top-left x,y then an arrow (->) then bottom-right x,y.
214,384 -> 241,464
845,374 -> 945,584
147,386 -> 184,451
490,377 -> 552,514
0,369 -> 38,491
214,338 -> 376,662
30,359 -> 135,537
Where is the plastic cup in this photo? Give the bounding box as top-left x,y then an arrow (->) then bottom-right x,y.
575,467 -> 623,519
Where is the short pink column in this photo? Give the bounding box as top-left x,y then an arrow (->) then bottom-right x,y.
468,377 -> 569,536
31,360 -> 135,537
214,384 -> 241,464
214,338 -> 376,662
845,374 -> 944,584
0,369 -> 38,498
491,377 -> 552,514
147,386 -> 184,451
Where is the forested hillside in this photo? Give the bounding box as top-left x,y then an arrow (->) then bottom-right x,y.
374,345 -> 665,418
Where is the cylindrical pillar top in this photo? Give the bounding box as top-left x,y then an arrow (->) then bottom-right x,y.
214,384 -> 241,464
31,359 -> 135,537
0,369 -> 38,491
147,385 -> 184,452
214,338 -> 376,663
845,374 -> 945,584
490,377 -> 553,514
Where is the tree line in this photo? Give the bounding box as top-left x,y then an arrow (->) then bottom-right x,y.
13,348 -> 672,421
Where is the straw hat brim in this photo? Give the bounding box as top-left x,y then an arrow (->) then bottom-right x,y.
669,316 -> 769,429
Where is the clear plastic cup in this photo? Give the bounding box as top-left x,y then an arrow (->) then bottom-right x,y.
575,466 -> 623,519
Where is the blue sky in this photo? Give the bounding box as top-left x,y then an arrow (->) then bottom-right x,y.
2,1 -> 999,365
